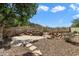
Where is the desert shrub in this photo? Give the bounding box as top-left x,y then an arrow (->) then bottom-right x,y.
23,29 -> 32,35
78,32 -> 79,34
4,27 -> 27,36
64,36 -> 71,42
73,31 -> 77,34
0,41 -> 3,48
64,33 -> 75,43
32,31 -> 43,36
3,42 -> 11,50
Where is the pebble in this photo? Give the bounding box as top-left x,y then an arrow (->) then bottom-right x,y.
29,46 -> 37,51
26,43 -> 32,47
13,43 -> 22,47
32,50 -> 42,56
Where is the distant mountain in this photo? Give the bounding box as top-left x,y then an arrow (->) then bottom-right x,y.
28,22 -> 70,32
28,22 -> 54,31
28,22 -> 43,28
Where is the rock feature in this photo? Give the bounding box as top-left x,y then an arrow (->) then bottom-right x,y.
25,42 -> 42,56
26,43 -> 32,47
29,46 -> 37,51
32,50 -> 42,56
11,35 -> 45,46
15,43 -> 22,47
10,35 -> 43,56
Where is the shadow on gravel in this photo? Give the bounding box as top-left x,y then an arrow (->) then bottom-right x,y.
65,40 -> 79,46
22,52 -> 34,56
31,40 -> 38,43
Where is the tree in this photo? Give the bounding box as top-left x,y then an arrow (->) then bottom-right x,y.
13,3 -> 38,26
0,3 -> 38,48
0,3 -> 38,27
71,18 -> 79,27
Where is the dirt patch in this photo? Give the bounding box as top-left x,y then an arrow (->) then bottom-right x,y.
33,38 -> 79,56
0,46 -> 30,56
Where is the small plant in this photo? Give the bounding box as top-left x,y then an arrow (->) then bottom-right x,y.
78,32 -> 79,34
64,36 -> 71,42
73,31 -> 77,34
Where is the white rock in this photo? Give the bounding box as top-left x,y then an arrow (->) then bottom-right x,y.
26,43 -> 32,47
10,40 -> 15,44
32,50 -> 42,56
16,43 -> 22,47
0,48 -> 4,56
0,48 -> 4,52
12,35 -> 44,41
44,35 -> 51,39
29,46 -> 37,51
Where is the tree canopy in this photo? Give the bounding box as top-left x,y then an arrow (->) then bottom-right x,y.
0,3 -> 38,27
0,3 -> 38,43
71,18 -> 79,27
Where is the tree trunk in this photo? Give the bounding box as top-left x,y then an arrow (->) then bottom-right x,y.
0,28 -> 2,41
0,26 -> 4,41
0,25 -> 4,48
2,24 -> 11,49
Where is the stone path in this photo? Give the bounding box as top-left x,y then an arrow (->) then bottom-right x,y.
12,35 -> 45,41
0,35 -> 52,56
10,35 -> 43,56
25,43 -> 42,56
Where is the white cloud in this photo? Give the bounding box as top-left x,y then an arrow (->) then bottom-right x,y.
37,5 -> 49,11
70,4 -> 79,11
77,7 -> 79,11
51,5 -> 66,13
73,14 -> 79,19
70,4 -> 76,10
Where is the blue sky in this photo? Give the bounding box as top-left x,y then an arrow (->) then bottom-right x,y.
30,3 -> 79,28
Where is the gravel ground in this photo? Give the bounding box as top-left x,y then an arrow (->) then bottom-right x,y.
0,46 -> 31,56
33,38 -> 79,56
1,36 -> 79,56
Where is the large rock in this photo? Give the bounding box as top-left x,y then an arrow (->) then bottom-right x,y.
11,35 -> 45,46
70,36 -> 79,43
12,35 -> 45,41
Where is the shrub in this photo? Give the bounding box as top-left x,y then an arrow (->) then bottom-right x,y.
73,31 -> 77,34
64,36 -> 71,42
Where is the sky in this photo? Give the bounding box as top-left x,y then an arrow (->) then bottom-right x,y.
30,3 -> 79,28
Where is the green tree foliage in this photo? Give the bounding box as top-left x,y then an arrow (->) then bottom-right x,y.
0,3 -> 38,44
13,3 -> 38,26
71,18 -> 79,27
0,3 -> 38,27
